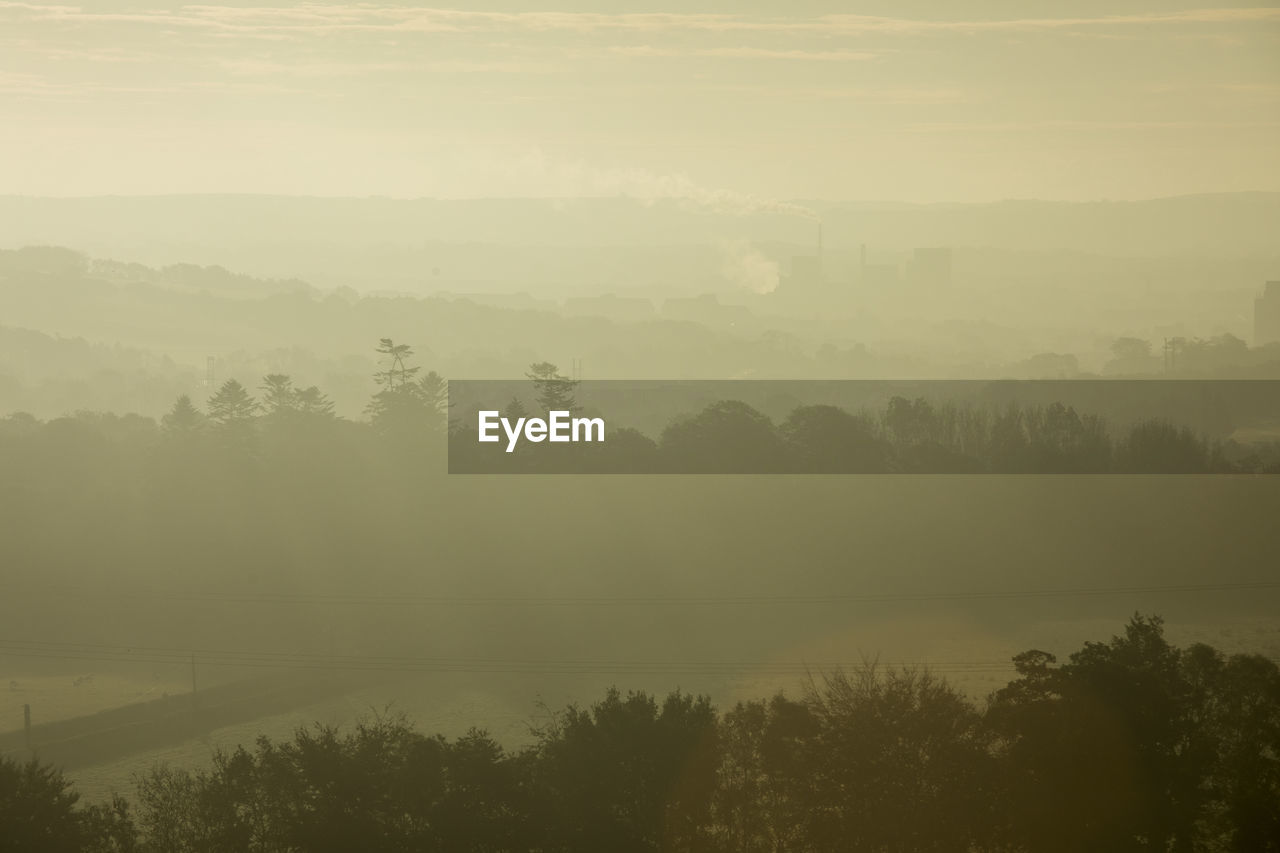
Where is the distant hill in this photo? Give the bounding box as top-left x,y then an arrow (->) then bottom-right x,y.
1,193 -> 1275,259
1,193 -> 1275,301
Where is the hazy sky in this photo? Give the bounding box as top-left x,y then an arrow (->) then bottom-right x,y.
2,1 -> 1277,202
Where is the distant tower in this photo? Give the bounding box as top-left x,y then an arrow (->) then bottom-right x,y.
204,356 -> 215,389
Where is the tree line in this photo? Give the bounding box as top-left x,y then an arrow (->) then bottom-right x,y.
456,383 -> 1279,475
3,337 -> 1274,474
3,616 -> 1277,852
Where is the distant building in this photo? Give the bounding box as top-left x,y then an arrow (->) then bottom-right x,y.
1256,281 -> 1280,346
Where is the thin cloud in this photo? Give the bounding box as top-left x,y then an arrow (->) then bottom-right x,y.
5,4 -> 1277,37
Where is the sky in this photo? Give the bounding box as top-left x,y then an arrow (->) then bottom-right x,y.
1,1 -> 1277,202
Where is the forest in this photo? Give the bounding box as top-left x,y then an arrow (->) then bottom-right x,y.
4,339 -> 1277,481
3,615 -> 1278,852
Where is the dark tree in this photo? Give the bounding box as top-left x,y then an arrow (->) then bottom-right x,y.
533,688 -> 719,853
259,373 -> 298,418
713,694 -> 820,852
373,338 -> 419,390
295,385 -> 336,418
801,665 -> 997,852
206,379 -> 257,428
135,715 -> 526,853
366,341 -> 443,439
161,394 -> 204,434
0,755 -> 138,852
526,362 -> 579,414
781,404 -> 889,472
659,400 -> 786,473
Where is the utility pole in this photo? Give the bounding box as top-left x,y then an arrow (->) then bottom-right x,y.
190,653 -> 198,710
23,703 -> 31,754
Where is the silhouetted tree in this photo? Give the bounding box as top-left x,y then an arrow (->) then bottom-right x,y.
373,338 -> 419,390
713,694 -> 819,852
206,379 -> 257,428
504,396 -> 529,421
781,404 -> 889,472
418,370 -> 449,422
259,373 -> 298,417
295,385 -> 336,418
366,340 -> 442,439
526,362 -> 579,414
584,426 -> 658,473
1022,402 -> 1112,472
989,614 -> 1233,851
534,688 -> 719,853
802,665 -> 997,851
161,394 -> 204,434
660,400 -> 786,473
884,395 -> 939,446
0,755 -> 138,852
135,714 -> 525,853
1120,419 -> 1222,473
1181,646 -> 1280,851
206,379 -> 258,457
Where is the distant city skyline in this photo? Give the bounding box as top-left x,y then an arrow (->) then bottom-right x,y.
2,1 -> 1278,202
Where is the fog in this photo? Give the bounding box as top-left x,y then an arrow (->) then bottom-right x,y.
1,2 -> 1278,850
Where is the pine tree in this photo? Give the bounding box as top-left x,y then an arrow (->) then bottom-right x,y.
207,379 -> 257,427
260,374 -> 298,417
296,386 -> 336,418
161,395 -> 204,433
526,362 -> 579,414
374,338 -> 419,390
